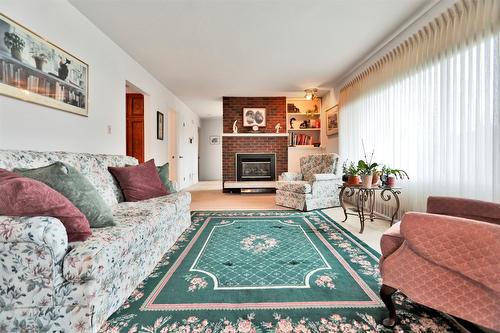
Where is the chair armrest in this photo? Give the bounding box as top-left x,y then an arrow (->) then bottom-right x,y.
427,196 -> 500,224
401,212 -> 500,292
279,172 -> 303,181
0,216 -> 68,309
312,173 -> 342,182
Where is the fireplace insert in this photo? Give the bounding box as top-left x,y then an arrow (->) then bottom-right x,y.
236,153 -> 276,181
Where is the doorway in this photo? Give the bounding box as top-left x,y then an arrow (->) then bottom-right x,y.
167,110 -> 177,181
126,92 -> 144,163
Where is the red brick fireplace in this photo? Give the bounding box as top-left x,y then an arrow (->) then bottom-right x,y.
222,97 -> 288,190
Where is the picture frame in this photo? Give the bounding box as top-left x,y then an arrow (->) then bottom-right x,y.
209,135 -> 220,145
157,111 -> 164,140
243,108 -> 266,127
326,105 -> 339,136
0,13 -> 89,116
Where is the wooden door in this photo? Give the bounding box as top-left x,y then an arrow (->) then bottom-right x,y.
126,93 -> 144,163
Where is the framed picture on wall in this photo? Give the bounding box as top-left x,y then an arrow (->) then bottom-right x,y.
157,111 -> 164,140
0,13 -> 89,116
243,108 -> 266,127
209,135 -> 220,145
326,105 -> 339,136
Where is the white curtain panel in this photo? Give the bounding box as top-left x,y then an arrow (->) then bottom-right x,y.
339,0 -> 500,212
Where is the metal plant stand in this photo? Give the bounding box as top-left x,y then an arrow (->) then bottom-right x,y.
338,184 -> 401,233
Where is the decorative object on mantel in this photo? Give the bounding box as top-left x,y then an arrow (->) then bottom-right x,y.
252,125 -> 259,132
326,104 -> 339,135
304,88 -> 318,100
275,123 -> 281,133
232,120 -> 238,133
0,13 -> 89,116
243,108 -> 266,127
222,133 -> 288,137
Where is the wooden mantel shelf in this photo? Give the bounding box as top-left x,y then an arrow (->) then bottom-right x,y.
222,133 -> 289,137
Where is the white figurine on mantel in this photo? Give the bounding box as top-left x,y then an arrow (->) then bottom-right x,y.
275,123 -> 281,134
232,120 -> 238,133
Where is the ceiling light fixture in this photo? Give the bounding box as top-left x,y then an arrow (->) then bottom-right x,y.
304,88 -> 318,100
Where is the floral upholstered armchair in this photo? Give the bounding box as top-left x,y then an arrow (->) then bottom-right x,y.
275,153 -> 342,211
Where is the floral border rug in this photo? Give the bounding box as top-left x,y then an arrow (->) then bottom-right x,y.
100,210 -> 460,333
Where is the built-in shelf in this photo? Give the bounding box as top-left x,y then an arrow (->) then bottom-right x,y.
288,145 -> 324,150
287,112 -> 320,116
222,133 -> 288,137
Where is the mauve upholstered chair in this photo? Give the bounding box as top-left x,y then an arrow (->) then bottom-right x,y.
379,196 -> 500,331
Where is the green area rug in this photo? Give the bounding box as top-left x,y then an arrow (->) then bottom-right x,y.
100,211 -> 460,332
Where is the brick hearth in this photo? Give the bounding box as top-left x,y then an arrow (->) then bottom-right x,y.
222,97 -> 288,185
222,136 -> 288,182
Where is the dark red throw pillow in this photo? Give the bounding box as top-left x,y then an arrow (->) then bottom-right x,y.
108,159 -> 168,202
0,168 -> 92,242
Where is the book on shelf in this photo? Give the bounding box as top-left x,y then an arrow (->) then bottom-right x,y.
289,133 -> 315,146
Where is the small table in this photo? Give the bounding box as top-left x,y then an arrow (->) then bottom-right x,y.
338,184 -> 402,233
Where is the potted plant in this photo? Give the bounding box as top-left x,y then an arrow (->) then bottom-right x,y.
381,166 -> 409,187
372,170 -> 382,185
32,53 -> 47,70
4,32 -> 25,62
343,161 -> 361,186
357,159 -> 379,188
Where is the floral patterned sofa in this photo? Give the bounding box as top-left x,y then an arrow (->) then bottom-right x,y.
0,150 -> 192,332
275,153 -> 342,211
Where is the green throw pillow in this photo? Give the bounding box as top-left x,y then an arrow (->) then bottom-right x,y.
156,162 -> 176,193
15,162 -> 115,228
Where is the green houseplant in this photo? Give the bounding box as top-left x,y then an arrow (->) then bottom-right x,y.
357,142 -> 379,188
4,32 -> 25,61
343,161 -> 361,186
381,166 -> 409,187
357,159 -> 379,188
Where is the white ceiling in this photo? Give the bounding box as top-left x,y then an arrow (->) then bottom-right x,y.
70,0 -> 431,118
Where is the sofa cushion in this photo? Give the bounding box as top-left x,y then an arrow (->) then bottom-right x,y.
0,150 -> 138,207
0,169 -> 92,242
109,159 -> 168,202
14,162 -> 115,228
63,197 -> 179,281
276,181 -> 312,194
380,221 -> 403,259
157,162 -> 176,193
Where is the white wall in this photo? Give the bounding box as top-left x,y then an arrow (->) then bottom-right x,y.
0,0 -> 199,188
321,88 -> 339,154
198,117 -> 222,181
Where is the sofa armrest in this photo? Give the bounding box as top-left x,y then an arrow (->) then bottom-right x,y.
279,172 -> 303,181
427,196 -> 500,224
0,216 -> 69,262
0,216 -> 68,309
401,212 -> 500,292
312,173 -> 342,182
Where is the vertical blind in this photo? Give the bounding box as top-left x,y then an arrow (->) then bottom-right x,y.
339,0 -> 500,211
